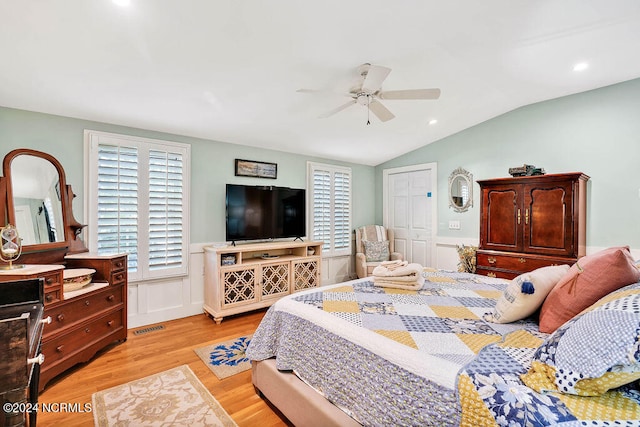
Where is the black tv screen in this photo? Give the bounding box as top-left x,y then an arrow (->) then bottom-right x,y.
225,184 -> 306,242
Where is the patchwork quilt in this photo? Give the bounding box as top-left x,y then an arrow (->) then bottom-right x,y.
458,329 -> 640,426
246,270 -> 640,426
247,270 -> 537,425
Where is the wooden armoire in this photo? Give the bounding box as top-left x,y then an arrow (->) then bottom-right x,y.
476,172 -> 589,279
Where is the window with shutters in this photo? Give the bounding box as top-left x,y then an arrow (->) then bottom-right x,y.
85,130 -> 190,282
307,162 -> 351,257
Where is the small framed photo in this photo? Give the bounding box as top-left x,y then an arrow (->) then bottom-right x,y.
235,159 -> 277,179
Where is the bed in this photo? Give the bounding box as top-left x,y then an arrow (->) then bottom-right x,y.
246,263 -> 640,426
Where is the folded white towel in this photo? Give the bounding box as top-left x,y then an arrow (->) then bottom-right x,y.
372,262 -> 423,278
373,275 -> 424,290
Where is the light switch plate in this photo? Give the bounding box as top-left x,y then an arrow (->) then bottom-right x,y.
448,220 -> 461,230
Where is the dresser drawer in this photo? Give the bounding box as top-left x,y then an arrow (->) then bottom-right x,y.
110,269 -> 127,286
110,256 -> 127,273
44,288 -> 61,305
44,285 -> 124,338
41,310 -> 124,366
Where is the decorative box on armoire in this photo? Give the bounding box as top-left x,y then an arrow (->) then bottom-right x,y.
476,172 -> 589,279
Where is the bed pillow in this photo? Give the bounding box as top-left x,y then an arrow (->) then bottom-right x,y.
363,240 -> 390,262
521,283 -> 640,396
538,246 -> 640,333
484,264 -> 569,324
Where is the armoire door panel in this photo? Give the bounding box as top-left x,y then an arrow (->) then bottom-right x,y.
482,187 -> 520,251
524,183 -> 574,256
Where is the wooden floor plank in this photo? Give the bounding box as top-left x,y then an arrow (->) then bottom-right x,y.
38,310 -> 289,426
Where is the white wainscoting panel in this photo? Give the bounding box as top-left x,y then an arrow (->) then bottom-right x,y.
128,240 -> 639,327
435,236 -> 479,271
128,242 -> 355,328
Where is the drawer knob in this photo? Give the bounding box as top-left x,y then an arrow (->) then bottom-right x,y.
107,320 -> 114,327
46,277 -> 54,285
519,257 -> 526,263
41,316 -> 52,325
56,345 -> 64,353
46,294 -> 53,302
487,257 -> 496,264
107,295 -> 115,302
116,261 -> 123,268
57,314 -> 65,322
85,300 -> 90,306
85,328 -> 91,333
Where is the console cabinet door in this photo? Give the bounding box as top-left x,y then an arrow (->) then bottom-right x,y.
523,180 -> 575,257
480,184 -> 523,252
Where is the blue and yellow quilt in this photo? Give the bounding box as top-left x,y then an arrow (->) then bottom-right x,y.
246,270 -> 640,426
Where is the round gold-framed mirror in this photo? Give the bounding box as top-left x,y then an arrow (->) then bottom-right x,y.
448,167 -> 473,212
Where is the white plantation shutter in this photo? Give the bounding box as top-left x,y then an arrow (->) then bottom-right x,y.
86,131 -> 190,281
96,145 -> 139,271
148,150 -> 184,270
312,169 -> 331,248
308,162 -> 351,257
333,171 -> 350,250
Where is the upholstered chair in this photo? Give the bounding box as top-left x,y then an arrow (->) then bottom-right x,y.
355,225 -> 403,279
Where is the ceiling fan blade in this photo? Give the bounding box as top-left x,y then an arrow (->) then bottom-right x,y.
378,88 -> 441,100
318,100 -> 357,118
368,99 -> 395,122
361,65 -> 391,93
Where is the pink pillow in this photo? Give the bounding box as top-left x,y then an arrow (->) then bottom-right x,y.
539,246 -> 640,333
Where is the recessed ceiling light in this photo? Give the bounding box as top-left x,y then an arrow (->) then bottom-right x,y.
573,62 -> 589,72
428,119 -> 438,125
112,0 -> 131,7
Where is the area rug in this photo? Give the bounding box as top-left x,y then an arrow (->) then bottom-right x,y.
194,335 -> 252,380
92,365 -> 237,427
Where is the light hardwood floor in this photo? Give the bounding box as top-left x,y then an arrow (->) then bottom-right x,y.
38,310 -> 290,426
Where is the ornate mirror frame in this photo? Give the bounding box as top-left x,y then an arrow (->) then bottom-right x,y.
1,149 -> 87,264
448,167 -> 473,213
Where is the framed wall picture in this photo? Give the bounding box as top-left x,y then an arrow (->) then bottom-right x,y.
235,159 -> 277,179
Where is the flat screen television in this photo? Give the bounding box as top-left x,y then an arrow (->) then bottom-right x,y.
225,184 -> 306,242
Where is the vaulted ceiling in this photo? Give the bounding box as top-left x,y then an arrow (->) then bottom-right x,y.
1,1 -> 639,165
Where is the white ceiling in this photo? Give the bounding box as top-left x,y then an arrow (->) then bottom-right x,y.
1,1 -> 640,166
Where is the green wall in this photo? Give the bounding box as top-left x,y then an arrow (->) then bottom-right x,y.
0,107 -> 376,244
376,78 -> 640,248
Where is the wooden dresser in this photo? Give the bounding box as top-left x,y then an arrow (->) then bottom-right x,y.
0,149 -> 130,391
0,255 -> 127,391
476,172 -> 589,279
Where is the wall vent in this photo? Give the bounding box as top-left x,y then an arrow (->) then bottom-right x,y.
133,325 -> 165,335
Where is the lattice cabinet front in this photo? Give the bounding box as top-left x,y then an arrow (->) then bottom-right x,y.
260,262 -> 290,299
203,241 -> 323,323
222,265 -> 258,307
292,258 -> 320,292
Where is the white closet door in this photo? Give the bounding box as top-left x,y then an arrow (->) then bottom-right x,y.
385,164 -> 435,267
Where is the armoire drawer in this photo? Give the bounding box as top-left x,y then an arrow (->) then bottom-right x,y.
43,285 -> 124,338
41,310 -> 124,366
477,252 -> 575,273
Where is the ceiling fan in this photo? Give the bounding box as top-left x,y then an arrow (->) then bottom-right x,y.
297,63 -> 441,124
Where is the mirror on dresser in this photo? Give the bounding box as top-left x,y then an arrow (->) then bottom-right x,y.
1,149 -> 86,263
0,148 -> 128,392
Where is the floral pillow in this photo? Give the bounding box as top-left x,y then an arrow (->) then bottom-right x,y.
363,240 -> 390,262
521,283 -> 640,396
